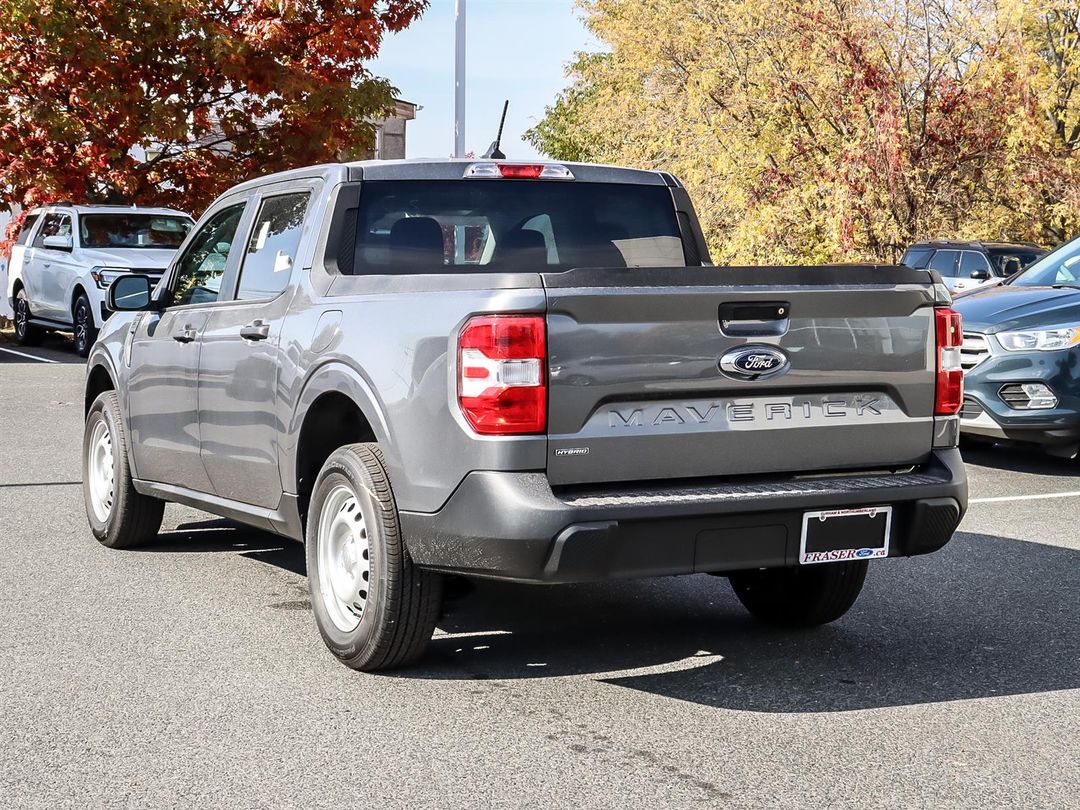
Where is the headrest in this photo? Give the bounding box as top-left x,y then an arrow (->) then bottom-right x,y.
389,217 -> 444,269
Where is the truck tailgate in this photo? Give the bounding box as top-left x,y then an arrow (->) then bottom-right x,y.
542,266 -> 940,486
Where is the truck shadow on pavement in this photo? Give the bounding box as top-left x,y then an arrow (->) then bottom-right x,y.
147,518 -> 308,576
141,518 -> 1077,712
402,532 -> 1079,713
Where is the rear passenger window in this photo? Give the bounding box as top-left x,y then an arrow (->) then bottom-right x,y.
14,213 -> 39,245
928,250 -> 959,277
236,193 -> 310,301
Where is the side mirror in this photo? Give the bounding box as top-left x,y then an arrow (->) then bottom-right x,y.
1002,257 -> 1022,276
107,274 -> 154,312
42,234 -> 73,251
970,268 -> 990,281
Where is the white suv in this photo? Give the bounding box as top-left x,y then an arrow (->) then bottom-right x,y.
6,204 -> 193,356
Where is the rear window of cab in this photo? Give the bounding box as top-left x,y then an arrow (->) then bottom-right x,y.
344,180 -> 688,275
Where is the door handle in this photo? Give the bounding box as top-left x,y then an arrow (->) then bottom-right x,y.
173,326 -> 198,343
718,301 -> 791,337
240,320 -> 270,341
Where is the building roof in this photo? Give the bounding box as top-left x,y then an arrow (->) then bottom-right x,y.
392,98 -> 418,120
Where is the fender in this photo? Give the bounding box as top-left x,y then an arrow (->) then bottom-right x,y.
283,359 -> 397,495
84,352 -> 119,409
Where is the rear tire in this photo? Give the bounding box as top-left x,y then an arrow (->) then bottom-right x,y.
13,289 -> 44,346
729,561 -> 868,627
83,391 -> 165,549
73,293 -> 97,358
306,443 -> 443,672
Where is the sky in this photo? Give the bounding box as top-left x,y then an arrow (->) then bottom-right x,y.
370,0 -> 599,160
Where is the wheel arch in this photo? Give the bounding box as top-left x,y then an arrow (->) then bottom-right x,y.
288,363 -> 394,526
85,360 -> 117,417
70,283 -> 97,327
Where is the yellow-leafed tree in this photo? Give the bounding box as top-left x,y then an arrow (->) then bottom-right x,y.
527,0 -> 1080,263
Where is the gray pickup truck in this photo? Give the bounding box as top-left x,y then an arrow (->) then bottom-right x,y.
82,159 -> 968,671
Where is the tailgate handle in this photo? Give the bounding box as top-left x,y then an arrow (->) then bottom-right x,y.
719,301 -> 791,337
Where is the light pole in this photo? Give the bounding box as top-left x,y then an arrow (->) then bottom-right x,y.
454,0 -> 466,157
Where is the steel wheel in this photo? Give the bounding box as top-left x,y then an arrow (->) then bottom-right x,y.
87,418 -> 115,523
316,484 -> 372,633
305,444 -> 443,670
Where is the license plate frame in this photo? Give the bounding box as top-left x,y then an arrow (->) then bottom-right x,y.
799,506 -> 892,565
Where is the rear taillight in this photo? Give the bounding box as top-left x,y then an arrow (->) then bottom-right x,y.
935,307 -> 963,416
458,315 -> 547,434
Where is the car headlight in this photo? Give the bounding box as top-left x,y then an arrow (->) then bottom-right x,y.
90,267 -> 130,290
996,327 -> 1080,352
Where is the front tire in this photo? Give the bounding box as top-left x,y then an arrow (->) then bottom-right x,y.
73,293 -> 97,358
13,289 -> 44,346
729,561 -> 868,627
306,443 -> 443,671
83,391 -> 165,549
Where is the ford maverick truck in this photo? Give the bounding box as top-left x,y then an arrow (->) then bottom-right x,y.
82,160 -> 968,671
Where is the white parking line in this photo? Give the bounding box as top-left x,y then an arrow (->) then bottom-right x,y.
0,345 -> 57,363
970,491 -> 1080,504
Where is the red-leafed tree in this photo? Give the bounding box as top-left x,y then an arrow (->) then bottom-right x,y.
0,0 -> 426,225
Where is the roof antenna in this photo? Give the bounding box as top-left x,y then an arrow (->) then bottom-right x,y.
482,100 -> 509,160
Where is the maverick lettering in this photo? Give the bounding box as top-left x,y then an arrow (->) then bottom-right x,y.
608,396 -> 884,428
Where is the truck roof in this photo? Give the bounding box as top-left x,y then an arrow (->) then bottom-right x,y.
217,158 -> 678,198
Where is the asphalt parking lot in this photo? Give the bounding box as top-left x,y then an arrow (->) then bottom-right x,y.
1,345 -> 1077,809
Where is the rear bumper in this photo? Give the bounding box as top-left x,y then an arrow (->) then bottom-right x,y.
400,449 -> 968,584
960,346 -> 1080,448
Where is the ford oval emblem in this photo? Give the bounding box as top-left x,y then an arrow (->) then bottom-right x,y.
719,345 -> 790,380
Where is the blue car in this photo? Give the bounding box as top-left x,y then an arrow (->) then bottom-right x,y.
952,235 -> 1080,458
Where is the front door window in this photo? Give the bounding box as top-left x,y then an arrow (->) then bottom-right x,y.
171,204 -> 246,306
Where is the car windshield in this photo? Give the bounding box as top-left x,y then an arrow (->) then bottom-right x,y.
80,214 -> 192,249
350,180 -> 687,274
1009,236 -> 1080,287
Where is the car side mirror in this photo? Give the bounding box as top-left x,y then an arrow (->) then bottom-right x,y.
970,268 -> 990,281
1002,257 -> 1022,276
42,234 -> 73,251
107,274 -> 154,312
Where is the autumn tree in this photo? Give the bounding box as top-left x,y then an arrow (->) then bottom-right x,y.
1013,2 -> 1080,243
528,0 -> 1080,263
0,0 -> 426,218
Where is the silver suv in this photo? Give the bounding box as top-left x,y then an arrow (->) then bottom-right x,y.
6,204 -> 192,356
83,160 -> 967,671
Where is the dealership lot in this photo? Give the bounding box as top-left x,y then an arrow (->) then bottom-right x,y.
0,357 -> 1076,809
